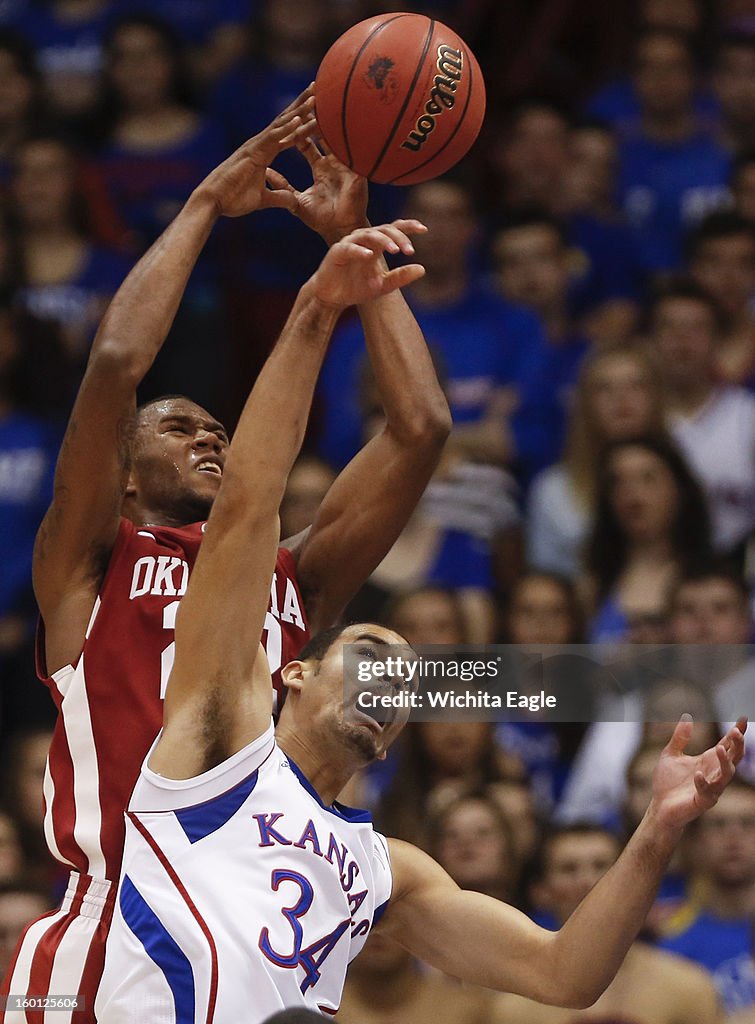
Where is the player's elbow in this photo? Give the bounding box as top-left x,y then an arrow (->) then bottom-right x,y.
88,337 -> 149,386
531,952 -> 605,1010
392,399 -> 452,450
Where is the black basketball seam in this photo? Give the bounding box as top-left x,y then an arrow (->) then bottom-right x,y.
339,14 -> 408,169
388,49 -> 477,185
367,16 -> 435,181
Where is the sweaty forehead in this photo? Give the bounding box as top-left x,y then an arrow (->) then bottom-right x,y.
136,398 -> 223,432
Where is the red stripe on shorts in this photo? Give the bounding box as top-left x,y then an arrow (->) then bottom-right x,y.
25,875 -> 88,1024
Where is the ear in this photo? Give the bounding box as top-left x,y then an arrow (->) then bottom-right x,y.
124,466 -> 138,499
281,660 -> 306,694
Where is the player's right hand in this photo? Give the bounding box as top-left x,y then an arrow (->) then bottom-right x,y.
193,86 -> 316,218
306,221 -> 426,309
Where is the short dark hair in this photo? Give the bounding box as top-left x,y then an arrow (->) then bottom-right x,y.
633,26 -> 696,66
715,29 -> 755,67
668,557 -> 750,611
686,210 -> 755,263
296,625 -> 353,665
731,147 -> 755,190
494,205 -> 569,251
135,394 -> 193,417
262,1010 -> 328,1024
648,278 -> 724,333
534,823 -> 622,881
507,96 -> 572,133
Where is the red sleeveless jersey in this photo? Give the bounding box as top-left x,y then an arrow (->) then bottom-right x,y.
37,518 -> 310,882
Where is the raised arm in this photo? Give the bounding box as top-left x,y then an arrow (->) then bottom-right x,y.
149,223 -> 427,779
33,89 -> 317,673
268,143 -> 451,630
382,718 -> 746,1009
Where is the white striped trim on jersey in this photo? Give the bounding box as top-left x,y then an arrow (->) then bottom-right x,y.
62,653 -> 105,879
43,597 -> 106,877
2,873 -> 114,1024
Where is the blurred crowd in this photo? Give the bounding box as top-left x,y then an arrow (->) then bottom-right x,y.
1,0 -> 755,1020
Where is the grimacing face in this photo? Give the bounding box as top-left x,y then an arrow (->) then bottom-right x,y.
127,398 -> 229,524
281,624 -> 416,767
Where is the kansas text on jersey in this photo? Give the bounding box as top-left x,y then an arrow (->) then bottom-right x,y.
96,723 -> 392,1023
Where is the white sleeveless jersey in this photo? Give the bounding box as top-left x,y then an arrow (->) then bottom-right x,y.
95,723 -> 392,1023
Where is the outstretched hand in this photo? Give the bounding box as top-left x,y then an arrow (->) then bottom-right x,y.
308,221 -> 426,309
266,136 -> 369,245
195,86 -> 316,218
650,716 -> 747,830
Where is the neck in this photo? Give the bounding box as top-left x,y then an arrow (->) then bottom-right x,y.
543,307 -> 569,342
26,221 -> 75,242
125,100 -> 175,120
269,42 -> 318,71
666,379 -> 713,415
627,537 -> 674,563
642,110 -> 693,142
704,878 -> 755,918
276,728 -> 355,806
352,963 -> 418,1007
504,179 -> 560,213
409,270 -> 467,307
125,503 -> 205,529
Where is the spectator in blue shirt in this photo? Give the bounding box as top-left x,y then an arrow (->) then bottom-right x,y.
122,0 -> 251,86
318,179 -> 537,597
95,14 -> 227,410
96,15 -> 226,254
658,777 -> 755,1015
319,180 -> 546,468
687,211 -> 755,390
585,0 -> 717,132
0,305 -> 60,733
492,208 -> 591,483
10,135 -> 130,364
714,31 -> 755,154
0,30 -> 46,185
617,28 -> 730,275
494,100 -> 641,342
562,119 -> 641,343
11,0 -> 125,130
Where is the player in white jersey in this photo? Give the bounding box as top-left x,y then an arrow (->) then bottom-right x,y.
98,216 -> 747,1023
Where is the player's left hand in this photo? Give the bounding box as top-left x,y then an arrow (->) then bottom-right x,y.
266,136 -> 369,245
307,221 -> 426,309
649,716 -> 747,830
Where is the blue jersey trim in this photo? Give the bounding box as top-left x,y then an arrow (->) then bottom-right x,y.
120,875 -> 195,1024
175,768 -> 259,843
286,758 -> 372,823
372,898 -> 389,928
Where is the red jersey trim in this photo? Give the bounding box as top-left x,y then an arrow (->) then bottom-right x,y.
128,812 -> 219,1024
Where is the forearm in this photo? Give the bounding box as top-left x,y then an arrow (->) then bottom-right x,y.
358,283 -> 451,445
90,190 -> 218,379
220,285 -> 340,513
551,805 -> 680,1006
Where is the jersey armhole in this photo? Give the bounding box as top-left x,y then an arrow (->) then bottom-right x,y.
132,720 -> 276,811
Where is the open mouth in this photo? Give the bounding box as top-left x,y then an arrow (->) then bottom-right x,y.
350,688 -> 398,731
196,461 -> 223,477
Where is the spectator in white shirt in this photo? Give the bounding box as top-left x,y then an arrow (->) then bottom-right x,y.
650,279 -> 755,558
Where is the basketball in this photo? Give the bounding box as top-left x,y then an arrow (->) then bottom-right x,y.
314,13 -> 486,186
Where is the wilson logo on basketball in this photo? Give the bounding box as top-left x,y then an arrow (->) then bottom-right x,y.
401,44 -> 463,152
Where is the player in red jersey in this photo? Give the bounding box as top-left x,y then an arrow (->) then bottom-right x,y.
0,86 -> 450,1022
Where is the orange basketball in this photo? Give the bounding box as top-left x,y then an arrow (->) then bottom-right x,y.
314,13 -> 486,186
